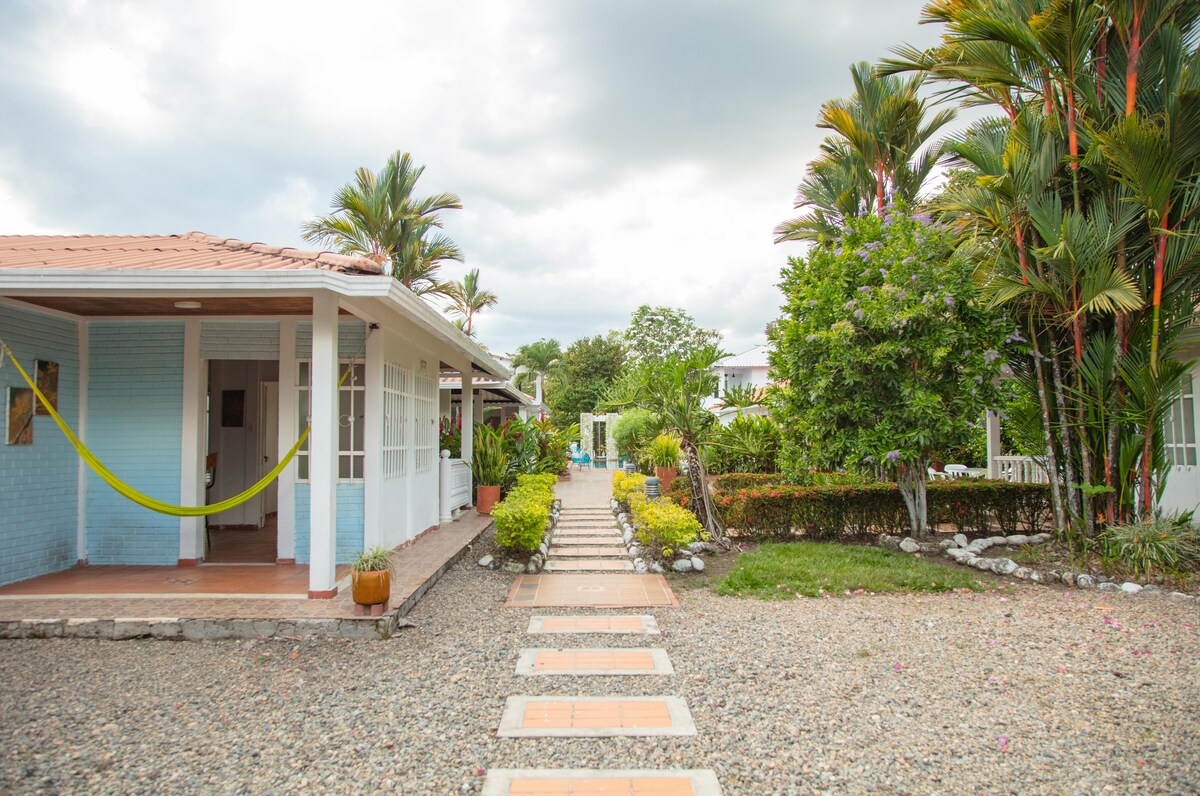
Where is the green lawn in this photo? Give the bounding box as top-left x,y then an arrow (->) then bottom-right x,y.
715,541 -> 989,599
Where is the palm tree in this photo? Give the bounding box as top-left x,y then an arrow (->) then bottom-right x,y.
511,338 -> 563,403
302,151 -> 462,298
775,63 -> 955,244
444,268 -> 498,336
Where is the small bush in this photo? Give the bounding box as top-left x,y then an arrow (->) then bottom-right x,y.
612,471 -> 648,509
645,434 -> 681,468
493,473 -> 555,552
1099,515 -> 1200,583
713,473 -> 783,493
633,498 -> 703,559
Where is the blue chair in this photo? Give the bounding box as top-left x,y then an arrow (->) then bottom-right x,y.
572,451 -> 592,470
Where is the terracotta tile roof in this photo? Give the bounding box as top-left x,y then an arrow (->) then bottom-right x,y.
0,232 -> 384,275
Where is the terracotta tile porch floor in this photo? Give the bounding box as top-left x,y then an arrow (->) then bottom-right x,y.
0,510 -> 492,623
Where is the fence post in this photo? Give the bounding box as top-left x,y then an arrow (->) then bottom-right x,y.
439,450 -> 453,524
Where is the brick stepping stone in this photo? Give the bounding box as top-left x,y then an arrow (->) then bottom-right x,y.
515,648 -> 674,676
507,574 -> 676,608
481,769 -> 723,795
548,546 -> 627,558
497,696 -> 696,737
555,527 -> 622,536
526,615 -> 660,635
551,535 -> 623,546
544,560 -> 633,573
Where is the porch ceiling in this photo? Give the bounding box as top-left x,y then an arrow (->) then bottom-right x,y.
14,296 -> 355,317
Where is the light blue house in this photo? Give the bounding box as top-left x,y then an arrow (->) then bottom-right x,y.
0,233 -> 504,597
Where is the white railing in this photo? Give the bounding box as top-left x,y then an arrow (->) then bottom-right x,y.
993,455 -> 1049,484
439,450 -> 474,522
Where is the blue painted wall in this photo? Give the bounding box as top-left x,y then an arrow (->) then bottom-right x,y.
296,320 -> 367,359
0,305 -> 80,586
85,321 -> 183,565
200,321 -> 279,360
293,483 -> 364,564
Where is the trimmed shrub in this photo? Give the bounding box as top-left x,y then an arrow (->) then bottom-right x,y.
718,480 -> 1052,539
633,498 -> 703,559
713,473 -> 783,493
493,473 -> 555,552
612,471 -> 648,510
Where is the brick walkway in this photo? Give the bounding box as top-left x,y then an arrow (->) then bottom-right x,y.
0,510 -> 492,639
484,468 -> 722,794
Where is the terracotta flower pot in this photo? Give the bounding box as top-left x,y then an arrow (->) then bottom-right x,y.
557,473 -> 571,482
476,484 -> 501,515
351,569 -> 390,606
654,466 -> 678,493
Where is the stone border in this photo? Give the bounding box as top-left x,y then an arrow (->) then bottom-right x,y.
0,521 -> 494,642
497,695 -> 697,738
526,615 -> 661,635
481,769 -> 724,796
882,531 -> 1200,603
514,647 -> 675,676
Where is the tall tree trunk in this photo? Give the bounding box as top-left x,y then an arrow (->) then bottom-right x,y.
1126,4 -> 1144,116
1031,325 -> 1067,538
681,440 -> 728,545
1144,221 -> 1169,516
1048,335 -> 1081,529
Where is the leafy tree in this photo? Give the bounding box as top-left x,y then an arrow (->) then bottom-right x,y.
511,338 -> 563,399
612,408 -> 662,471
705,414 -> 782,475
770,210 -> 1008,536
302,151 -> 462,297
545,335 -> 626,426
444,268 -> 497,336
621,305 -> 721,366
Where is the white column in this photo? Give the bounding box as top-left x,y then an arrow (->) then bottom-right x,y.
535,372 -> 543,405
986,410 -> 1002,479
76,321 -> 89,564
363,325 -> 383,549
439,450 -> 453,523
461,370 -> 474,505
474,388 -> 485,424
308,294 -> 339,597
178,319 -> 206,563
276,319 -> 297,562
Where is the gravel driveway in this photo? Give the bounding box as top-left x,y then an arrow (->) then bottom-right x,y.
2,548 -> 1198,795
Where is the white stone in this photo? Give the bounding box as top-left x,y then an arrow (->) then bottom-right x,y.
691,557 -> 705,572
952,533 -> 969,548
617,513 -> 628,524
991,558 -> 1018,576
650,562 -> 666,574
899,538 -> 921,554
672,559 -> 693,573
1120,582 -> 1143,594
526,560 -> 540,574
502,561 -> 526,574
987,536 -> 1008,546
477,555 -> 494,568
688,541 -> 707,554
1012,566 -> 1032,580
1006,534 -> 1030,545
972,558 -> 992,571
1097,582 -> 1120,592
1075,574 -> 1095,588
1032,533 -> 1053,543
623,530 -> 634,546
634,561 -> 649,574
938,539 -> 957,550
628,545 -> 641,558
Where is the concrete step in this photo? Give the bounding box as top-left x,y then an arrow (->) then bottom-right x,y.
544,560 -> 634,573
548,546 -> 628,558
552,535 -> 624,546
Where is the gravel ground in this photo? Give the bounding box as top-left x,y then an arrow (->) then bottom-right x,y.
2,536 -> 1199,795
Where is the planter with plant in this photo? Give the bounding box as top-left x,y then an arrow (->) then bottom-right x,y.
350,545 -> 393,614
470,425 -> 511,514
647,434 -> 681,493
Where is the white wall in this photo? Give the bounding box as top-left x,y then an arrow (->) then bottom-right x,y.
1160,361 -> 1200,519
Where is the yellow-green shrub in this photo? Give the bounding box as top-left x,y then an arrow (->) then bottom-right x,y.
633,498 -> 703,559
493,474 -> 555,552
612,471 -> 647,509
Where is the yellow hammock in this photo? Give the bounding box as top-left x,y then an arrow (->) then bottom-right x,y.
0,343 -> 353,517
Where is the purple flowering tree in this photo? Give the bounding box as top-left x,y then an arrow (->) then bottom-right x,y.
770,210 -> 1009,537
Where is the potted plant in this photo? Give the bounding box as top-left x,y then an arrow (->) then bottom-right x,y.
647,434 -> 680,492
351,545 -> 393,607
470,425 -> 510,514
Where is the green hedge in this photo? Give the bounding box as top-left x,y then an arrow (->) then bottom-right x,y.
718,480 -> 1050,539
713,473 -> 782,493
494,474 -> 556,552
612,471 -> 648,510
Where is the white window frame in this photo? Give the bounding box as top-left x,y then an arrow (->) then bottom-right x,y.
414,368 -> 437,473
383,360 -> 410,479
1165,375 -> 1197,468
296,359 -> 366,483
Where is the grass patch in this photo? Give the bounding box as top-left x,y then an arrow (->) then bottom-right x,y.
715,541 -> 989,599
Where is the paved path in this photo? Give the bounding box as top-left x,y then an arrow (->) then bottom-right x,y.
486,469 -> 723,795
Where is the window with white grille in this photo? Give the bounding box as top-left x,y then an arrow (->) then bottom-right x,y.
296,360 -> 366,482
1165,376 -> 1197,467
414,369 -> 437,472
383,361 -> 410,478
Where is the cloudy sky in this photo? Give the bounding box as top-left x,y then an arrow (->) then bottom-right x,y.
0,0 -> 948,355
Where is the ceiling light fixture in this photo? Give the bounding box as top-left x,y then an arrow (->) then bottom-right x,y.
174,301 -> 202,310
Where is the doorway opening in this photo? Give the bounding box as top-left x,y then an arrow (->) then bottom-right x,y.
205,359 -> 280,563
